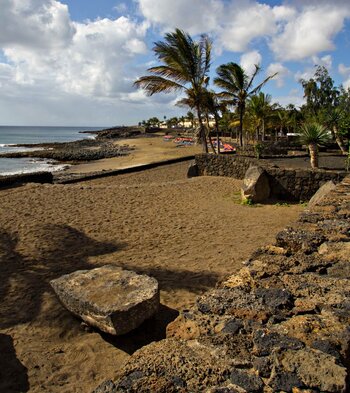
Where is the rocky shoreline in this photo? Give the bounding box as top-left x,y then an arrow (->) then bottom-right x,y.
0,126 -> 145,163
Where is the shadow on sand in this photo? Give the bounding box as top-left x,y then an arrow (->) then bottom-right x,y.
0,333 -> 29,392
101,304 -> 179,355
0,225 -> 123,329
0,224 -> 221,356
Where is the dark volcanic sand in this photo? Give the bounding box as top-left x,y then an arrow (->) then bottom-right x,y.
0,161 -> 303,392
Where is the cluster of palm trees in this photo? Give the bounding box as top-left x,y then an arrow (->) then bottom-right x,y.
134,29 -> 349,168
134,29 -> 276,152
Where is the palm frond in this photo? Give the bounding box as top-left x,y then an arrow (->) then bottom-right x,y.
147,66 -> 188,84
246,64 -> 261,92
299,123 -> 331,146
250,72 -> 278,96
133,76 -> 185,95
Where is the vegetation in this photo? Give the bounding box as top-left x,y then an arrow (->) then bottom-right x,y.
134,28 -> 212,152
301,66 -> 350,154
299,123 -> 331,168
214,63 -> 277,146
134,29 -> 350,158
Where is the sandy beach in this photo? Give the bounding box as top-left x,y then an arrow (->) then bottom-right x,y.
0,139 -> 304,392
65,134 -> 202,173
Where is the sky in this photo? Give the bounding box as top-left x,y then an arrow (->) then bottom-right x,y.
0,0 -> 350,126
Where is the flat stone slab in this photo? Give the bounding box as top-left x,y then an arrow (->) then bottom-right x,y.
50,265 -> 159,335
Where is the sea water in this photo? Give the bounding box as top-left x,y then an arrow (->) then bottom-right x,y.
0,126 -> 105,175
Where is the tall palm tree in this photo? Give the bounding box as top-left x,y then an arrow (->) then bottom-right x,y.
214,63 -> 277,147
134,29 -> 211,152
299,123 -> 331,168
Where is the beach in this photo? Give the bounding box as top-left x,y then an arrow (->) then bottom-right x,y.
0,150 -> 304,392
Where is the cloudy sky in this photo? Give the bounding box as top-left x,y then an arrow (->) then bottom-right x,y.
1,0 -> 350,126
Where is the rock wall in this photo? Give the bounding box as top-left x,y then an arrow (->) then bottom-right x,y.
97,175 -> 350,392
0,171 -> 53,188
195,154 -> 348,201
195,154 -> 259,179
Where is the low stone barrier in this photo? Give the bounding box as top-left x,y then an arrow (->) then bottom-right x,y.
94,175 -> 350,392
0,171 -> 53,188
195,154 -> 348,201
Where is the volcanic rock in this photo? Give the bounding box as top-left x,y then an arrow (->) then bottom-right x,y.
308,180 -> 336,209
241,166 -> 270,203
50,265 -> 159,335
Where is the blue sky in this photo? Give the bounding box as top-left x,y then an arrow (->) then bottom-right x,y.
0,0 -> 350,126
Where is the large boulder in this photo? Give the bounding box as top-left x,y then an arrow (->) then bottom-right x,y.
308,180 -> 336,209
241,165 -> 270,203
50,265 -> 159,335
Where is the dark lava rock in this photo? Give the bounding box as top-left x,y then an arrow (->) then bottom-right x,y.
114,338 -> 232,392
255,287 -> 293,310
276,227 -> 326,254
311,340 -> 342,363
92,380 -> 117,393
253,329 -> 304,356
197,288 -> 270,322
230,369 -> 264,392
252,357 -> 271,378
221,319 -> 244,335
268,369 -> 304,392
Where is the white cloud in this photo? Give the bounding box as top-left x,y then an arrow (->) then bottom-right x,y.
0,0 -> 156,124
240,51 -> 262,76
270,3 -> 350,61
272,5 -> 296,21
0,1 -> 148,98
311,55 -> 332,69
339,63 -> 350,89
0,0 -> 75,49
272,89 -> 305,108
217,3 -> 276,52
266,63 -> 290,88
138,0 -> 223,35
138,0 -> 350,61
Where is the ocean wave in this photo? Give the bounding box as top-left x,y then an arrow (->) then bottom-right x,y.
0,159 -> 70,176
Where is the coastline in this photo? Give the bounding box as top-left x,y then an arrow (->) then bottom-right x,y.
0,127 -> 201,177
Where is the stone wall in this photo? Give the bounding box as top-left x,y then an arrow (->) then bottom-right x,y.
96,175 -> 350,392
195,154 -> 259,179
195,153 -> 348,201
0,171 -> 53,188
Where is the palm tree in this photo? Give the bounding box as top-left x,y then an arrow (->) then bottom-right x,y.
274,108 -> 291,138
186,111 -> 195,128
134,29 -> 212,152
247,92 -> 272,141
214,63 -> 277,147
299,123 -> 331,168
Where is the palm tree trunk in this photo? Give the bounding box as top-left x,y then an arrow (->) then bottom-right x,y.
262,119 -> 265,141
239,104 -> 244,147
215,113 -> 220,155
309,143 -> 319,169
333,125 -> 348,155
196,104 -> 208,153
205,112 -> 216,153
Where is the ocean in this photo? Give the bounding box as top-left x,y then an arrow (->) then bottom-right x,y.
0,126 -> 105,175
